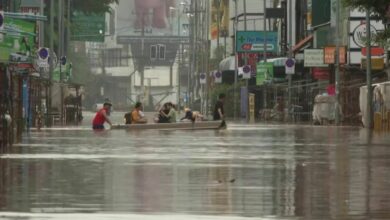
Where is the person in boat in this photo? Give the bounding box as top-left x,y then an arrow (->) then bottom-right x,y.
213,93 -> 225,120
180,108 -> 204,122
158,102 -> 171,123
166,103 -> 178,123
131,102 -> 147,124
92,102 -> 113,130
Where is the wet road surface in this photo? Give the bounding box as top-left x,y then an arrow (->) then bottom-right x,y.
0,112 -> 390,220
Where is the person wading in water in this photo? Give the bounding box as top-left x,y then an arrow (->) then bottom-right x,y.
92,102 -> 113,130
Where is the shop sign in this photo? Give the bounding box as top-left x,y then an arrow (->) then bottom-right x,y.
352,23 -> 378,48
312,67 -> 329,80
236,31 -> 278,53
324,46 -> 346,64
361,58 -> 384,70
304,49 -> 327,67
361,47 -> 384,56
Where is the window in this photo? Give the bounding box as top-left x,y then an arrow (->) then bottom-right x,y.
88,47 -> 129,68
109,11 -> 115,35
150,44 -> 166,60
158,44 -> 165,60
150,45 -> 157,60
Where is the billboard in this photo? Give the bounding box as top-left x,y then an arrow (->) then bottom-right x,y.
210,0 -> 229,40
0,17 -> 36,62
236,31 -> 278,53
116,0 -> 189,37
71,11 -> 105,42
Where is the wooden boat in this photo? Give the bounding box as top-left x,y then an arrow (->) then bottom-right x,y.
111,120 -> 226,131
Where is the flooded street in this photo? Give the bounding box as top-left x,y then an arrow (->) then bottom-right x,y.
1,112 -> 390,220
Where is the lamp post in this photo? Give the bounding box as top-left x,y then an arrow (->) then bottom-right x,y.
366,9 -> 373,128
335,0 -> 340,125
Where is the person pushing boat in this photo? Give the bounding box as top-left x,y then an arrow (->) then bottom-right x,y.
92,102 -> 113,130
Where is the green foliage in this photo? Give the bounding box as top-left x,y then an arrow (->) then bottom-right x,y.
375,28 -> 390,48
343,0 -> 389,19
343,0 -> 390,44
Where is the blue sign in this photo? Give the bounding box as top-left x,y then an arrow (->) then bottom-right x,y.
236,31 -> 278,53
38,48 -> 49,59
285,58 -> 295,67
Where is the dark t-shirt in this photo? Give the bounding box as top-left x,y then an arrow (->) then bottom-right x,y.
213,100 -> 224,120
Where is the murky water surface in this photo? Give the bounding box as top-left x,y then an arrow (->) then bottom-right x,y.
1,112 -> 390,220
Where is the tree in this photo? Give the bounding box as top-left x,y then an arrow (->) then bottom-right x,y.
344,0 -> 390,81
343,0 -> 390,41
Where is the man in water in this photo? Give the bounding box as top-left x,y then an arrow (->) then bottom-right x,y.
213,93 -> 225,120
92,102 -> 113,129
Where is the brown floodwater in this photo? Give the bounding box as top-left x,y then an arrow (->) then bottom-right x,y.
0,112 -> 389,220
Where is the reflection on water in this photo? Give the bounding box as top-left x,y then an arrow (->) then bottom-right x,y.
1,112 -> 390,220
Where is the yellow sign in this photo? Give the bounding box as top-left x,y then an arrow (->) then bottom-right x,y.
249,93 -> 255,123
361,58 -> 385,70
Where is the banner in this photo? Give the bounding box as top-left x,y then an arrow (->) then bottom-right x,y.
256,62 -> 273,85
210,0 -> 229,40
53,63 -> 72,82
0,18 -> 36,62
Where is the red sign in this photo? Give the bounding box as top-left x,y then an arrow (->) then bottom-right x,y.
312,67 -> 329,80
324,46 -> 346,64
361,47 -> 385,56
241,44 -> 252,51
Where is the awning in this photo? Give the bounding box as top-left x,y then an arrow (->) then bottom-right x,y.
219,56 -> 235,72
292,35 -> 313,53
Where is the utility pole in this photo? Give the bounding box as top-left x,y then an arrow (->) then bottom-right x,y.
243,0 -> 248,121
335,0 -> 340,125
205,0 -> 210,116
263,0 -> 267,109
67,0 -> 71,55
59,0 -> 64,125
216,0 -> 220,50
47,0 -> 54,127
233,0 -> 238,120
287,0 -> 292,121
192,0 -> 198,108
366,9 -> 373,128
